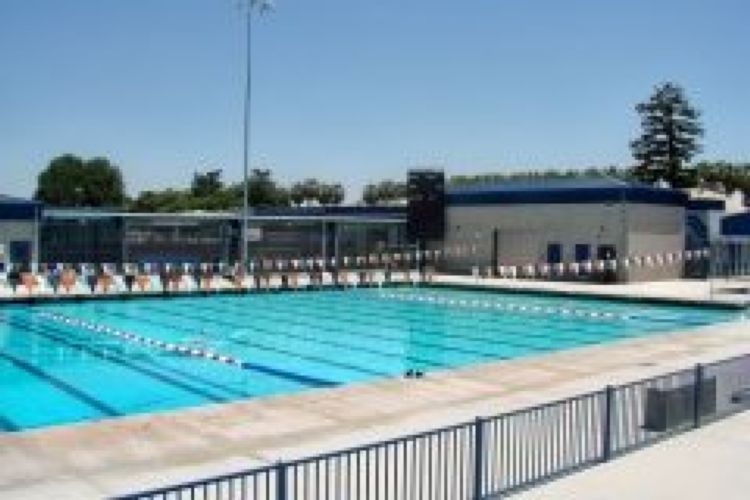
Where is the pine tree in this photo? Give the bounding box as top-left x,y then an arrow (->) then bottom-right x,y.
630,82 -> 703,187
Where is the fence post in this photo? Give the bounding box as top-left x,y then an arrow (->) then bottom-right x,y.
694,363 -> 704,428
276,460 -> 287,500
474,417 -> 485,500
602,385 -> 613,462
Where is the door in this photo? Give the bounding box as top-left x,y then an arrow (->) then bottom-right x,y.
9,240 -> 32,264
547,243 -> 562,264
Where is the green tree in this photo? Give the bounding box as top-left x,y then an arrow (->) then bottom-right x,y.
35,154 -> 126,207
694,161 -> 750,195
246,168 -> 288,207
318,183 -> 345,205
630,82 -> 703,187
361,180 -> 406,205
191,169 -> 224,198
301,178 -> 321,204
363,183 -> 379,205
329,183 -> 345,205
130,189 -> 193,212
289,179 -> 344,206
449,166 -> 632,187
273,185 -> 291,207
290,182 -> 306,206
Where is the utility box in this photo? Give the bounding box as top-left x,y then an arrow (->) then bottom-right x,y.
643,378 -> 716,432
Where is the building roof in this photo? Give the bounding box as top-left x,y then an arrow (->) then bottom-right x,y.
253,205 -> 404,219
43,205 -> 406,224
0,194 -> 41,220
446,177 -> 688,207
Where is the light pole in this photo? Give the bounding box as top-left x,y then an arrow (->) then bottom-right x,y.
240,0 -> 273,266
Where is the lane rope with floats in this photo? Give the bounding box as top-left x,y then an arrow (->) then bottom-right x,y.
376,291 -> 632,321
38,311 -> 246,369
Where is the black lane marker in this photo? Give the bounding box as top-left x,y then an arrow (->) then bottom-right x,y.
266,292 -> 634,345
185,298 -> 561,357
0,350 -> 120,417
97,305 -> 453,370
173,300 -> 514,362
284,292 -> 630,338
2,317 -> 230,403
131,304 -> 389,378
0,414 -> 20,432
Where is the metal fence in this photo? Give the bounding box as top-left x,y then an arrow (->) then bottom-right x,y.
117,353 -> 750,500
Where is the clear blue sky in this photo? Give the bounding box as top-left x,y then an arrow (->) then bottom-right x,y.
1,0 -> 748,200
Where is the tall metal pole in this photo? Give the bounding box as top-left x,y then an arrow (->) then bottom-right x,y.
241,5 -> 253,266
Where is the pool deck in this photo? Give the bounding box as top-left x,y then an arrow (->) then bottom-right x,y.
431,275 -> 750,307
513,410 -> 750,500
1,278 -> 749,498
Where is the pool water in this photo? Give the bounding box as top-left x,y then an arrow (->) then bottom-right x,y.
0,287 -> 739,431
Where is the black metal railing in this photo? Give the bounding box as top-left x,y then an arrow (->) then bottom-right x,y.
116,353 -> 750,499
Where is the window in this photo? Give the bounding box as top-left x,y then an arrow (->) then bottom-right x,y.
575,244 -> 591,263
597,245 -> 617,260
547,243 -> 562,264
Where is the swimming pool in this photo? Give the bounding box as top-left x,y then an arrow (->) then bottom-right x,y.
0,287 -> 739,431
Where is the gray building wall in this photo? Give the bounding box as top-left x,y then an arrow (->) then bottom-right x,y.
0,220 -> 39,267
438,202 -> 684,282
624,204 -> 685,281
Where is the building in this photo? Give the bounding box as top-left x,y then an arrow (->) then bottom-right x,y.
39,205 -> 406,265
716,211 -> 750,276
2,176 -> 731,284
0,194 -> 42,270
437,178 -> 688,282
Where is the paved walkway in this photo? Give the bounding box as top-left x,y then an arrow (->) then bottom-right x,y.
433,275 -> 750,307
514,411 -> 750,500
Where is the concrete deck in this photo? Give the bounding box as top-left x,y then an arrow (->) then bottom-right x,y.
432,275 -> 750,307
514,411 -> 750,500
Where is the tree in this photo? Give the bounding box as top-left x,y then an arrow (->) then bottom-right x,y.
130,167 -> 295,212
317,183 -> 345,206
361,180 -> 407,205
363,183 -> 379,205
329,183 -> 345,205
693,161 -> 750,195
449,166 -> 632,187
35,154 -> 126,207
301,178 -> 322,204
290,182 -> 306,206
288,179 -> 344,206
630,82 -> 703,187
130,189 -> 193,212
246,168 -> 288,207
191,169 -> 224,197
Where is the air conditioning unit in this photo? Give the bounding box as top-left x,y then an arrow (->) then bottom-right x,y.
643,378 -> 716,432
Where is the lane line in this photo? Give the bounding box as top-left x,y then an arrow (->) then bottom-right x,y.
2,316 -> 232,403
0,350 -> 120,417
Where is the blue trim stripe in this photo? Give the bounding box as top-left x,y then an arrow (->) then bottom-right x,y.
0,195 -> 41,221
722,212 -> 750,236
687,199 -> 725,210
446,186 -> 688,207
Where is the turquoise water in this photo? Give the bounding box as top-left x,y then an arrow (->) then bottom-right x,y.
0,288 -> 739,432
